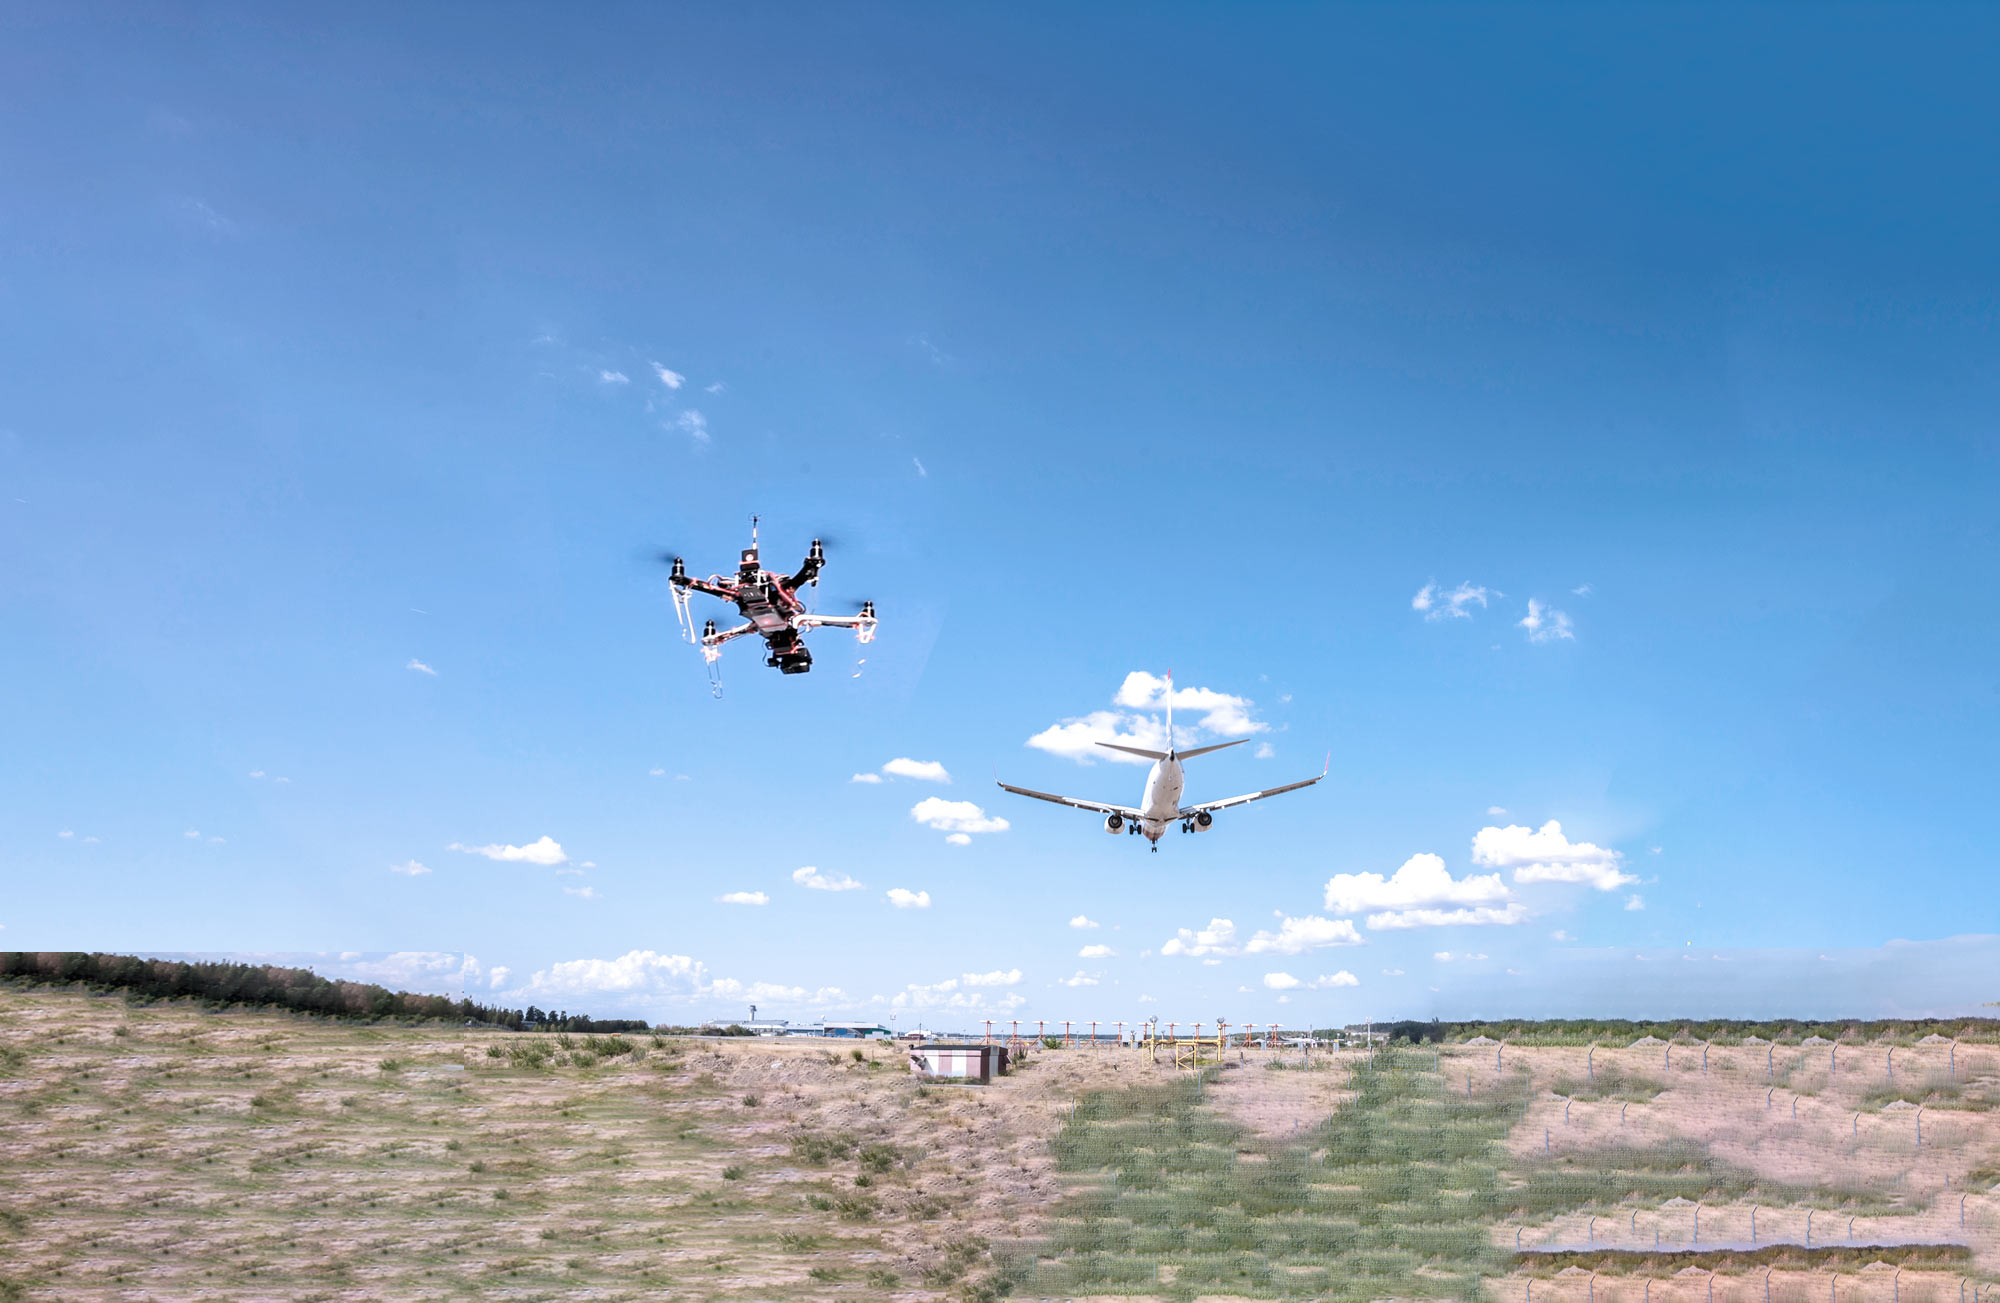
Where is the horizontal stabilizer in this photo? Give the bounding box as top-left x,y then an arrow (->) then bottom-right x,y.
1095,741 -> 1169,761
1174,738 -> 1249,761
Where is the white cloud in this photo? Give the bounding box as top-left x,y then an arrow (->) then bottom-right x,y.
1572,583 -> 1594,597
961,969 -> 1022,987
850,772 -> 885,784
1625,894 -> 1646,911
406,658 -> 437,676
1312,971 -> 1360,988
184,829 -> 200,839
1367,904 -> 1529,929
1518,599 -> 1575,643
1412,581 -> 1491,621
58,829 -> 73,838
886,888 -> 931,910
209,835 -> 225,844
1112,671 -> 1266,737
651,767 -> 667,777
390,860 -> 431,876
1161,918 -> 1238,958
716,891 -> 768,905
1026,709 -> 1170,764
1245,915 -> 1364,955
247,771 -> 264,779
1550,929 -> 1572,942
881,758 -> 951,784
1381,968 -> 1405,976
1137,994 -> 1156,1003
1061,971 -> 1100,987
1263,972 -> 1302,990
1323,852 -> 1511,915
793,866 -> 864,892
599,369 -> 630,384
1078,944 -> 1117,959
676,410 -> 709,443
909,798 -> 1008,836
1070,915 -> 1101,930
651,362 -> 685,389
449,835 -> 568,866
83,836 -> 98,843
1254,742 -> 1275,759
1471,821 -> 1635,891
709,977 -> 851,1006
1027,672 -> 1268,763
913,457 -> 927,478
488,966 -> 511,988
563,886 -> 600,900
523,949 -> 707,999
1433,951 -> 1488,962
944,833 -> 972,846
1487,806 -> 1508,816
555,867 -> 584,877
705,380 -> 725,394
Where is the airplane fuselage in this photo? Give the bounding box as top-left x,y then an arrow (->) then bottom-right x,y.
1135,757 -> 1185,843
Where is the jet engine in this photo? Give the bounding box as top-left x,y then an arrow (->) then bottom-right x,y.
1189,811 -> 1214,832
1103,814 -> 1124,835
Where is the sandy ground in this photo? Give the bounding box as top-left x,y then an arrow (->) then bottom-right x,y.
4,988 -> 1995,1303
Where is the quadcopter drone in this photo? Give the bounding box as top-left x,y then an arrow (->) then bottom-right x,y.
663,517 -> 876,693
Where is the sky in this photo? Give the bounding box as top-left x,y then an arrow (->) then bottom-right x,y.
4,5 -> 1997,1029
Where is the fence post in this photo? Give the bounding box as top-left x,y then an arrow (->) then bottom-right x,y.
1589,1045 -> 1595,1081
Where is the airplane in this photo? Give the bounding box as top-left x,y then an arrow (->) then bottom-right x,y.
995,673 -> 1325,851
661,517 -> 876,693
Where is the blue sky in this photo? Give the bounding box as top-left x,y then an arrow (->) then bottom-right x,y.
4,6 -> 1997,1027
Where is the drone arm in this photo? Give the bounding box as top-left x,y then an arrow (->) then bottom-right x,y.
797,606 -> 877,644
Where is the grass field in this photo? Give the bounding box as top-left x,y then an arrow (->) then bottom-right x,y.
5,984 -> 1999,1302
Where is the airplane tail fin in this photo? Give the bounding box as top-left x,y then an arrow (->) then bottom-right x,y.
1165,669 -> 1173,755
1175,738 -> 1249,762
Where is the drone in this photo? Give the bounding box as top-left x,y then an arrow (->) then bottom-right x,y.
663,517 -> 876,693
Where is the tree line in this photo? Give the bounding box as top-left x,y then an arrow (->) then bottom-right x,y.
0,952 -> 647,1033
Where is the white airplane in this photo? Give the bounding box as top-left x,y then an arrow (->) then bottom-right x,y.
996,673 -> 1325,851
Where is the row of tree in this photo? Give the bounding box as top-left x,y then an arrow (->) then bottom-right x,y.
1312,1017 -> 2000,1044
0,952 -> 647,1033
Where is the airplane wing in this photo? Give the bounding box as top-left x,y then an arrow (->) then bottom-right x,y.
1178,759 -> 1328,817
995,780 -> 1143,820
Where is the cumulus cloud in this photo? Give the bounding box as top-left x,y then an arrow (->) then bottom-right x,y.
599,369 -> 629,384
676,410 -> 710,443
406,658 -> 437,676
1551,929 -> 1572,942
1061,971 -> 1100,987
1381,968 -> 1405,976
1263,972 -> 1302,990
185,829 -> 201,839
1070,915 -> 1101,930
886,888 -> 931,909
1254,742 -> 1275,759
793,866 -> 864,892
1518,599 -> 1575,643
58,829 -> 73,839
1113,671 -> 1266,737
652,362 -> 685,389
1027,672 -> 1267,763
1471,821 -> 1635,890
961,969 -> 1022,987
881,758 -> 951,783
887,977 -> 1020,1011
909,798 -> 1008,836
390,860 -> 431,876
850,773 -> 884,784
1625,894 -> 1646,911
1161,918 -> 1238,958
716,891 -> 768,905
1487,806 -> 1508,816
1245,915 -> 1364,955
1078,944 -> 1117,959
1412,581 -> 1492,620
488,966 -> 511,988
944,833 -> 972,846
1324,852 -> 1511,916
449,835 -> 568,866
1367,904 -> 1529,929
522,949 -> 707,999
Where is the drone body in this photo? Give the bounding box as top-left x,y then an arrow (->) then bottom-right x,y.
664,518 -> 875,690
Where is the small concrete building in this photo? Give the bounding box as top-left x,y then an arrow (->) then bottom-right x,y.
907,1043 -> 1008,1083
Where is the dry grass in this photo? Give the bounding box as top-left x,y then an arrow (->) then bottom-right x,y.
5,986 -> 1999,1303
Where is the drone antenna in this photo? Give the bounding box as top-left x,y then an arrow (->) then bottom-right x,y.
750,514 -> 759,550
